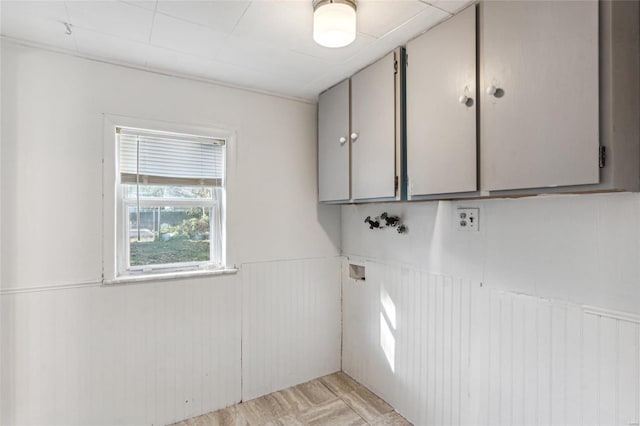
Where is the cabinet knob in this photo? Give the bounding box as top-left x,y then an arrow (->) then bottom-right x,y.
459,95 -> 471,105
350,132 -> 359,142
486,85 -> 498,96
339,136 -> 347,145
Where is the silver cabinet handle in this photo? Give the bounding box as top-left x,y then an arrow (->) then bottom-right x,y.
486,85 -> 498,96
339,136 -> 347,145
350,132 -> 359,142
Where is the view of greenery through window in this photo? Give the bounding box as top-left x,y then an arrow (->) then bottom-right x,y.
127,185 -> 213,266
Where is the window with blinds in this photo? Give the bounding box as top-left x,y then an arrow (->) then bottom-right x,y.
118,127 -> 225,187
115,126 -> 226,275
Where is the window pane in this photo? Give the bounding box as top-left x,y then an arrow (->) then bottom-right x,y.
128,206 -> 212,267
124,185 -> 213,199
118,129 -> 225,182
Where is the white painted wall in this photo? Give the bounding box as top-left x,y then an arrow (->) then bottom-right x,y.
342,193 -> 640,314
341,194 -> 640,425
1,40 -> 339,291
0,40 -> 341,425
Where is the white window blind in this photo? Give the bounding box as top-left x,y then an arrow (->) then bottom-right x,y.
117,127 -> 225,186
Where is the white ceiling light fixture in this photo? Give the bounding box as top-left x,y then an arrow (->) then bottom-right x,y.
313,0 -> 357,48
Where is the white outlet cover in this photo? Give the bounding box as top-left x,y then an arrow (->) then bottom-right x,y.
456,208 -> 479,231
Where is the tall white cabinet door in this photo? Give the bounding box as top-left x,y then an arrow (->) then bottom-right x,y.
351,52 -> 397,200
481,1 -> 599,191
406,5 -> 477,197
318,79 -> 350,202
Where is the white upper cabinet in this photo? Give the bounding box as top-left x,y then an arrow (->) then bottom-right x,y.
351,51 -> 401,201
318,50 -> 402,203
406,5 -> 477,198
480,0 -> 599,192
318,79 -> 350,202
317,1 -> 639,203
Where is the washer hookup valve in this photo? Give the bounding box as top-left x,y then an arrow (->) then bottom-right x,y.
380,212 -> 400,227
364,216 -> 381,229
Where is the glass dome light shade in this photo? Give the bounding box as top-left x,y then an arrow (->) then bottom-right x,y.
313,1 -> 357,48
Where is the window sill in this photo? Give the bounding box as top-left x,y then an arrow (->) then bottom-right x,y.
103,267 -> 239,285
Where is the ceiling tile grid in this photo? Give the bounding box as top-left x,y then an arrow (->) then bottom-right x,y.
0,1 -> 77,51
65,0 -> 156,43
0,0 -> 472,100
149,12 -> 229,59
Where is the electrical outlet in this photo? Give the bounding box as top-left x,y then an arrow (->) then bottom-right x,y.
456,208 -> 479,231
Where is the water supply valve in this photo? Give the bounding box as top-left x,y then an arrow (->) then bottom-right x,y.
380,212 -> 400,227
364,216 -> 380,229
364,213 -> 407,234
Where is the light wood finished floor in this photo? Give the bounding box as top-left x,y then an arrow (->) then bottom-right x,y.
172,372 -> 413,426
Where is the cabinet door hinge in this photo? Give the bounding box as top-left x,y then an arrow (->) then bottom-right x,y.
599,146 -> 606,168
393,51 -> 398,75
394,176 -> 399,192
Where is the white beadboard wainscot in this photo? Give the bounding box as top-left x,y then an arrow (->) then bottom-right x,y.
342,259 -> 640,426
0,275 -> 241,426
241,257 -> 342,401
0,256 -> 343,425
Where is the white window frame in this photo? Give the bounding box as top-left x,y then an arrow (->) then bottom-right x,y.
118,196 -> 220,275
103,114 -> 237,284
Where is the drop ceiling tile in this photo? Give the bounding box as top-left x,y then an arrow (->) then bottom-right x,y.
150,12 -> 228,59
430,0 -> 474,14
74,27 -> 149,66
302,67 -> 353,99
145,46 -> 308,98
145,45 -> 215,77
230,2 -> 312,51
201,59 -> 288,94
292,31 -> 377,63
155,1 -> 250,34
377,4 -> 450,47
66,1 -> 155,43
202,57 -> 317,99
120,0 -> 157,11
356,0 -> 428,38
216,35 -> 331,83
1,0 -> 468,101
0,1 -> 76,51
232,1 -> 382,63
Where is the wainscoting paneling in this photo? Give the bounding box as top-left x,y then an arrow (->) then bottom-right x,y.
1,257 -> 342,425
342,259 -> 640,426
241,257 -> 342,401
0,275 -> 242,426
